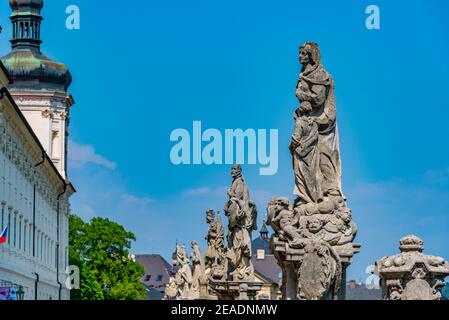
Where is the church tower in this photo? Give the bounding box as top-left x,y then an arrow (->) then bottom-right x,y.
1,0 -> 73,178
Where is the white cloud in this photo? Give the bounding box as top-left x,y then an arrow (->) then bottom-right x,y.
182,187 -> 211,196
68,140 -> 117,170
76,204 -> 96,220
121,194 -> 153,206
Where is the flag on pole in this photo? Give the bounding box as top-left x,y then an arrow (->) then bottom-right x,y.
0,225 -> 8,245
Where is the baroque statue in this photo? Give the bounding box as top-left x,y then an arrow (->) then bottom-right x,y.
164,241 -> 206,300
267,42 -> 360,300
190,240 -> 205,299
173,244 -> 193,299
290,41 -> 342,205
224,164 -> 258,282
375,235 -> 449,300
204,209 -> 228,281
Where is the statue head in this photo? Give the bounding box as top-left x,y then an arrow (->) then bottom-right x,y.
191,240 -> 197,248
267,197 -> 290,216
299,42 -> 321,66
178,244 -> 187,260
206,209 -> 215,224
231,164 -> 242,178
306,216 -> 323,234
299,101 -> 312,116
336,206 -> 352,224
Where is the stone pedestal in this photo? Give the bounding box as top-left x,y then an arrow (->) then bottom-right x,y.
208,280 -> 262,300
271,235 -> 360,300
375,235 -> 449,300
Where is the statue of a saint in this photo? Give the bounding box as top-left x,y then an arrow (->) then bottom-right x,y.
224,165 -> 257,281
290,42 -> 343,205
173,244 -> 193,299
205,209 -> 228,280
190,240 -> 205,298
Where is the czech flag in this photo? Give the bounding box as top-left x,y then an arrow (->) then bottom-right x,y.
0,225 -> 8,245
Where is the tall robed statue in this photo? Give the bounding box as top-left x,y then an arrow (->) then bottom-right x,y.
290,42 -> 343,205
267,42 -> 359,300
224,164 -> 257,282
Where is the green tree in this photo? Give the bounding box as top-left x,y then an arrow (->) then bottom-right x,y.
69,214 -> 146,300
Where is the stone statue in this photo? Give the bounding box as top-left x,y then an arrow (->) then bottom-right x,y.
267,198 -> 303,248
163,278 -> 178,300
190,240 -> 205,299
267,42 -> 360,300
290,41 -> 343,204
205,209 -> 228,281
375,235 -> 449,300
224,164 -> 257,281
173,244 -> 193,300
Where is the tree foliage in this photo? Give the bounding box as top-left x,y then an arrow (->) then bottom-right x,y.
69,214 -> 146,300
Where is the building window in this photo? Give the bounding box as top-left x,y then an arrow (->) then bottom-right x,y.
145,275 -> 151,281
40,234 -> 43,260
52,131 -> 60,159
156,275 -> 163,282
13,213 -> 17,247
18,217 -> 22,250
1,204 -> 4,230
24,223 -> 27,253
7,210 -> 11,245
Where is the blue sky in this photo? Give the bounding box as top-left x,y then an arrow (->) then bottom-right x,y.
1,0 -> 449,282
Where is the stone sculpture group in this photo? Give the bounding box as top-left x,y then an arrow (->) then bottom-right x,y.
166,42 -> 449,300
164,242 -> 205,300
264,42 -> 360,300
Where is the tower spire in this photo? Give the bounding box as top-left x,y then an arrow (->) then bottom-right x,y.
1,0 -> 74,179
9,0 -> 44,52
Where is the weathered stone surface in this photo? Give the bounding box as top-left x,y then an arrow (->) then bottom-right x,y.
202,165 -> 262,300
224,164 -> 257,282
375,235 -> 449,300
164,242 -> 205,300
204,209 -> 228,281
190,240 -> 205,299
267,42 -> 359,300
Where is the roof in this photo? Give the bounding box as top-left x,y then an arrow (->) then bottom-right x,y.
144,285 -> 164,300
135,254 -> 172,292
0,61 -> 13,84
346,284 -> 382,300
252,236 -> 271,254
260,224 -> 269,234
251,255 -> 281,285
2,49 -> 72,91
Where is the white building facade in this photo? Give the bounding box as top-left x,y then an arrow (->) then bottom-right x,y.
0,0 -> 75,300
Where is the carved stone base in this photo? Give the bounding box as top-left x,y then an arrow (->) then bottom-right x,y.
271,236 -> 360,300
208,279 -> 262,300
375,235 -> 449,300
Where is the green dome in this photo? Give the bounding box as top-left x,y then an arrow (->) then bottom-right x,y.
9,0 -> 44,12
1,49 -> 72,91
2,0 -> 72,92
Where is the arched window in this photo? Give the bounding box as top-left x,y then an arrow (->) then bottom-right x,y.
20,22 -> 24,38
